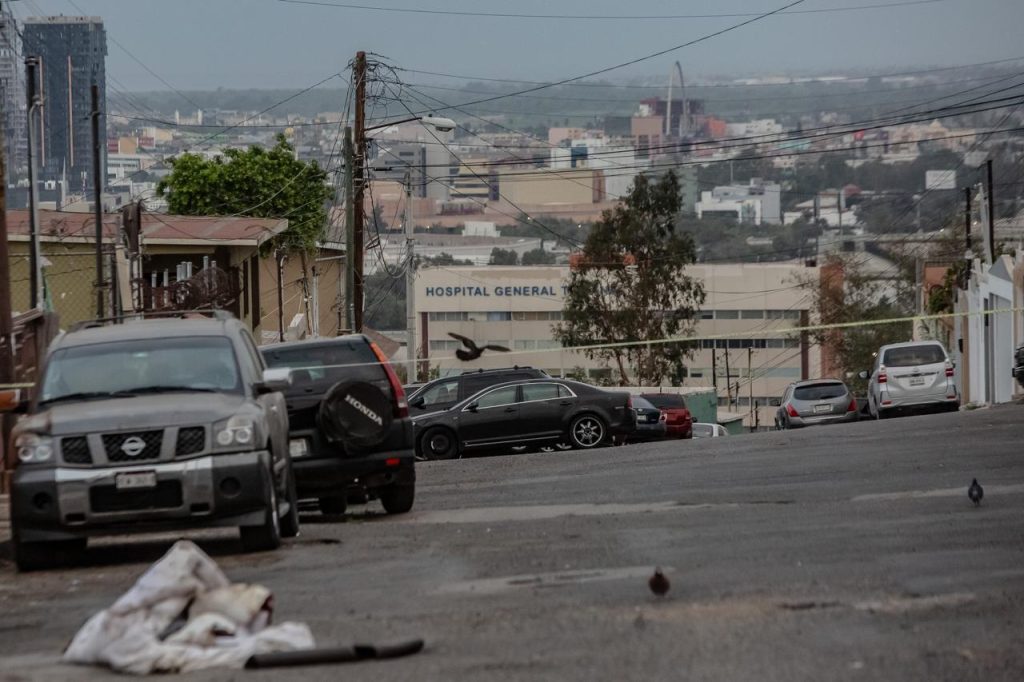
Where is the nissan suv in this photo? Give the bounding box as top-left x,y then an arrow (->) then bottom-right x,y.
260,335 -> 414,517
3,312 -> 298,571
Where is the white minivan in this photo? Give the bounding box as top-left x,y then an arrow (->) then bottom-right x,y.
860,341 -> 959,419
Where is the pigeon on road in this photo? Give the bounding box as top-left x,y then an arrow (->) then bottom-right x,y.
448,332 -> 510,362
968,478 -> 984,507
648,568 -> 670,597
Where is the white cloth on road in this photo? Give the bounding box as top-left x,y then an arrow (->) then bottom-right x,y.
62,540 -> 314,674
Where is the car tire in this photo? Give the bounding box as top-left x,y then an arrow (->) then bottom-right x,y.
13,536 -> 86,572
379,483 -> 415,514
240,472 -> 282,552
420,426 -> 459,460
319,495 -> 347,516
569,414 -> 606,449
279,461 -> 300,539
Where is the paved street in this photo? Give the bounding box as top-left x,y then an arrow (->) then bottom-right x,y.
1,405 -> 1023,681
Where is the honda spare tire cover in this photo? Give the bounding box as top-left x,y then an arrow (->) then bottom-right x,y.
318,380 -> 393,447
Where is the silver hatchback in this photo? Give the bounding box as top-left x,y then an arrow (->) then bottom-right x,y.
861,341 -> 959,418
776,379 -> 858,429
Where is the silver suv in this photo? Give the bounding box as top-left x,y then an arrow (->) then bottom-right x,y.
861,341 -> 959,419
2,312 -> 298,571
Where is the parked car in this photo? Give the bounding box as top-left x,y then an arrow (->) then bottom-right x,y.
860,341 -> 959,419
2,312 -> 298,571
260,335 -> 414,517
626,396 -> 668,443
692,423 -> 729,438
640,393 -> 693,439
775,379 -> 859,430
413,378 -> 635,459
1014,342 -> 1024,388
407,367 -> 548,416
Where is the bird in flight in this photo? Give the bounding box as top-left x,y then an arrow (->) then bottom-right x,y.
968,478 -> 983,507
648,567 -> 670,597
448,332 -> 510,362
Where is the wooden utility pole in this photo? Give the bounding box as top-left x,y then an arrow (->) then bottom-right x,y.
985,159 -> 995,262
0,100 -> 16,486
748,347 -> 753,429
25,56 -> 42,308
342,126 -> 354,333
724,350 -> 731,405
352,51 -> 367,332
91,83 -> 104,318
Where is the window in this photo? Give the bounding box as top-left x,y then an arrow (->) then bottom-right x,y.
715,310 -> 739,319
514,340 -> 537,351
767,310 -> 801,320
764,367 -> 802,379
487,311 -> 512,321
557,385 -> 575,398
740,310 -> 764,319
537,340 -> 562,350
418,379 -> 460,407
883,344 -> 946,367
699,310 -> 714,320
474,386 -> 518,409
701,339 -> 714,349
522,383 -> 559,401
793,382 -> 848,401
262,339 -> 382,386
429,340 -> 459,351
643,394 -> 686,409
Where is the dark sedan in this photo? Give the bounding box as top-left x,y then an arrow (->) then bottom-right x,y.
412,379 -> 635,459
625,396 -> 668,443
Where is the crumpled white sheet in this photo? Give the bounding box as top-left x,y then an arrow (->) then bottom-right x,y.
62,540 -> 314,674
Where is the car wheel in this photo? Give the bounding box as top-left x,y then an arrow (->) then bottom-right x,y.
319,495 -> 347,516
279,461 -> 300,539
569,414 -> 606,449
240,470 -> 282,552
420,426 -> 459,460
379,483 -> 415,514
13,536 -> 86,572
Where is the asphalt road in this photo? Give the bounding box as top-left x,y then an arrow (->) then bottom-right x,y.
1,404 -> 1023,681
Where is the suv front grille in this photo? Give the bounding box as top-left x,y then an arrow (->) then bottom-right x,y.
61,437 -> 92,464
176,427 -> 206,456
103,431 -> 163,462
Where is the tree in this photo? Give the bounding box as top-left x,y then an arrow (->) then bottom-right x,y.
554,172 -> 706,385
489,247 -> 519,265
416,252 -> 473,267
157,135 -> 331,252
521,248 -> 556,265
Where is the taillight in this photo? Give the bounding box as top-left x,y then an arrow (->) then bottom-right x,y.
626,395 -> 633,409
369,341 -> 408,418
786,404 -> 799,418
847,398 -> 857,412
660,411 -> 667,422
945,363 -> 954,377
878,365 -> 887,383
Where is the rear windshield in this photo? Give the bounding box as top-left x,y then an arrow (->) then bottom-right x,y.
692,424 -> 713,437
793,383 -> 847,401
883,345 -> 946,367
632,397 -> 656,411
642,394 -> 686,409
261,341 -> 381,389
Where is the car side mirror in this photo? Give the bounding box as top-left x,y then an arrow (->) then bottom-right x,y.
0,389 -> 28,414
857,371 -> 869,380
466,402 -> 479,413
411,396 -> 426,409
256,368 -> 292,394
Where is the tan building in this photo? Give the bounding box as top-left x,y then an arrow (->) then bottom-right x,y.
415,263 -> 822,429
497,168 -> 603,206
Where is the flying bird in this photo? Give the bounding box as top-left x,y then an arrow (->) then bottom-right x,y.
648,568 -> 670,597
448,332 -> 510,362
968,478 -> 984,507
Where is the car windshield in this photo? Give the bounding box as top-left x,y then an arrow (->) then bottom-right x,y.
642,394 -> 686,409
693,424 -> 713,437
883,345 -> 946,367
262,341 -> 380,388
793,383 -> 847,401
40,336 -> 241,403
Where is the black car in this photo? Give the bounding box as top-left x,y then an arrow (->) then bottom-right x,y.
1014,343 -> 1024,388
412,378 -> 635,459
625,396 -> 668,443
260,335 -> 415,517
407,367 -> 548,415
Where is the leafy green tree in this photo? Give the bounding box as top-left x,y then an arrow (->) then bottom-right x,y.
489,247 -> 519,265
521,248 -> 556,265
554,172 -> 706,385
417,252 -> 473,267
156,135 -> 331,251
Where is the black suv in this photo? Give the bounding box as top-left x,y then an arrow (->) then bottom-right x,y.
260,335 -> 414,517
407,367 -> 548,415
1015,343 -> 1024,388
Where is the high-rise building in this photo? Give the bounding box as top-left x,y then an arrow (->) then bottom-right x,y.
22,15 -> 107,189
0,7 -> 27,183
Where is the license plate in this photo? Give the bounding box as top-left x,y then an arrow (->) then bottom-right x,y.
115,471 -> 157,490
813,404 -> 831,414
909,377 -> 926,386
289,438 -> 309,458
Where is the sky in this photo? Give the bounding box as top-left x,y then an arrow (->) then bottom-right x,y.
9,0 -> 1024,93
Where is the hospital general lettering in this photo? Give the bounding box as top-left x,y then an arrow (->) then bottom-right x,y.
425,285 -> 568,297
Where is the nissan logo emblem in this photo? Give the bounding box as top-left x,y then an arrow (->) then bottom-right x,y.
121,436 -> 146,457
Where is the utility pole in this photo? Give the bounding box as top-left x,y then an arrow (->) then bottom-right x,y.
276,248 -> 285,342
352,51 -> 367,332
0,104 -> 16,484
963,187 -> 972,254
711,349 -> 718,390
404,170 -> 416,382
724,350 -> 732,406
342,126 -> 354,333
25,56 -> 42,309
748,347 -> 753,429
985,159 -> 995,262
91,83 -> 104,318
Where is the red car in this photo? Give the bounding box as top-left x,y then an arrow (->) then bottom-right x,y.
641,393 -> 693,439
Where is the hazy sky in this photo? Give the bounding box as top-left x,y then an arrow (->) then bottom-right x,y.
12,0 -> 1024,92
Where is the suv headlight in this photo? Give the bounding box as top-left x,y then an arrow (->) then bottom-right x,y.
214,415 -> 256,449
16,433 -> 54,463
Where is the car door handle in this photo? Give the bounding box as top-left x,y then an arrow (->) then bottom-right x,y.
559,400 -> 572,405
504,407 -> 516,413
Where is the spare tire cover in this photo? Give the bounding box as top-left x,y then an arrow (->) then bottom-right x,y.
318,380 -> 393,447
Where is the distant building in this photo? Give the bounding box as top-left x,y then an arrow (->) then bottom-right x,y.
724,119 -> 784,138
22,15 -> 108,188
696,178 -> 782,225
0,6 -> 27,183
